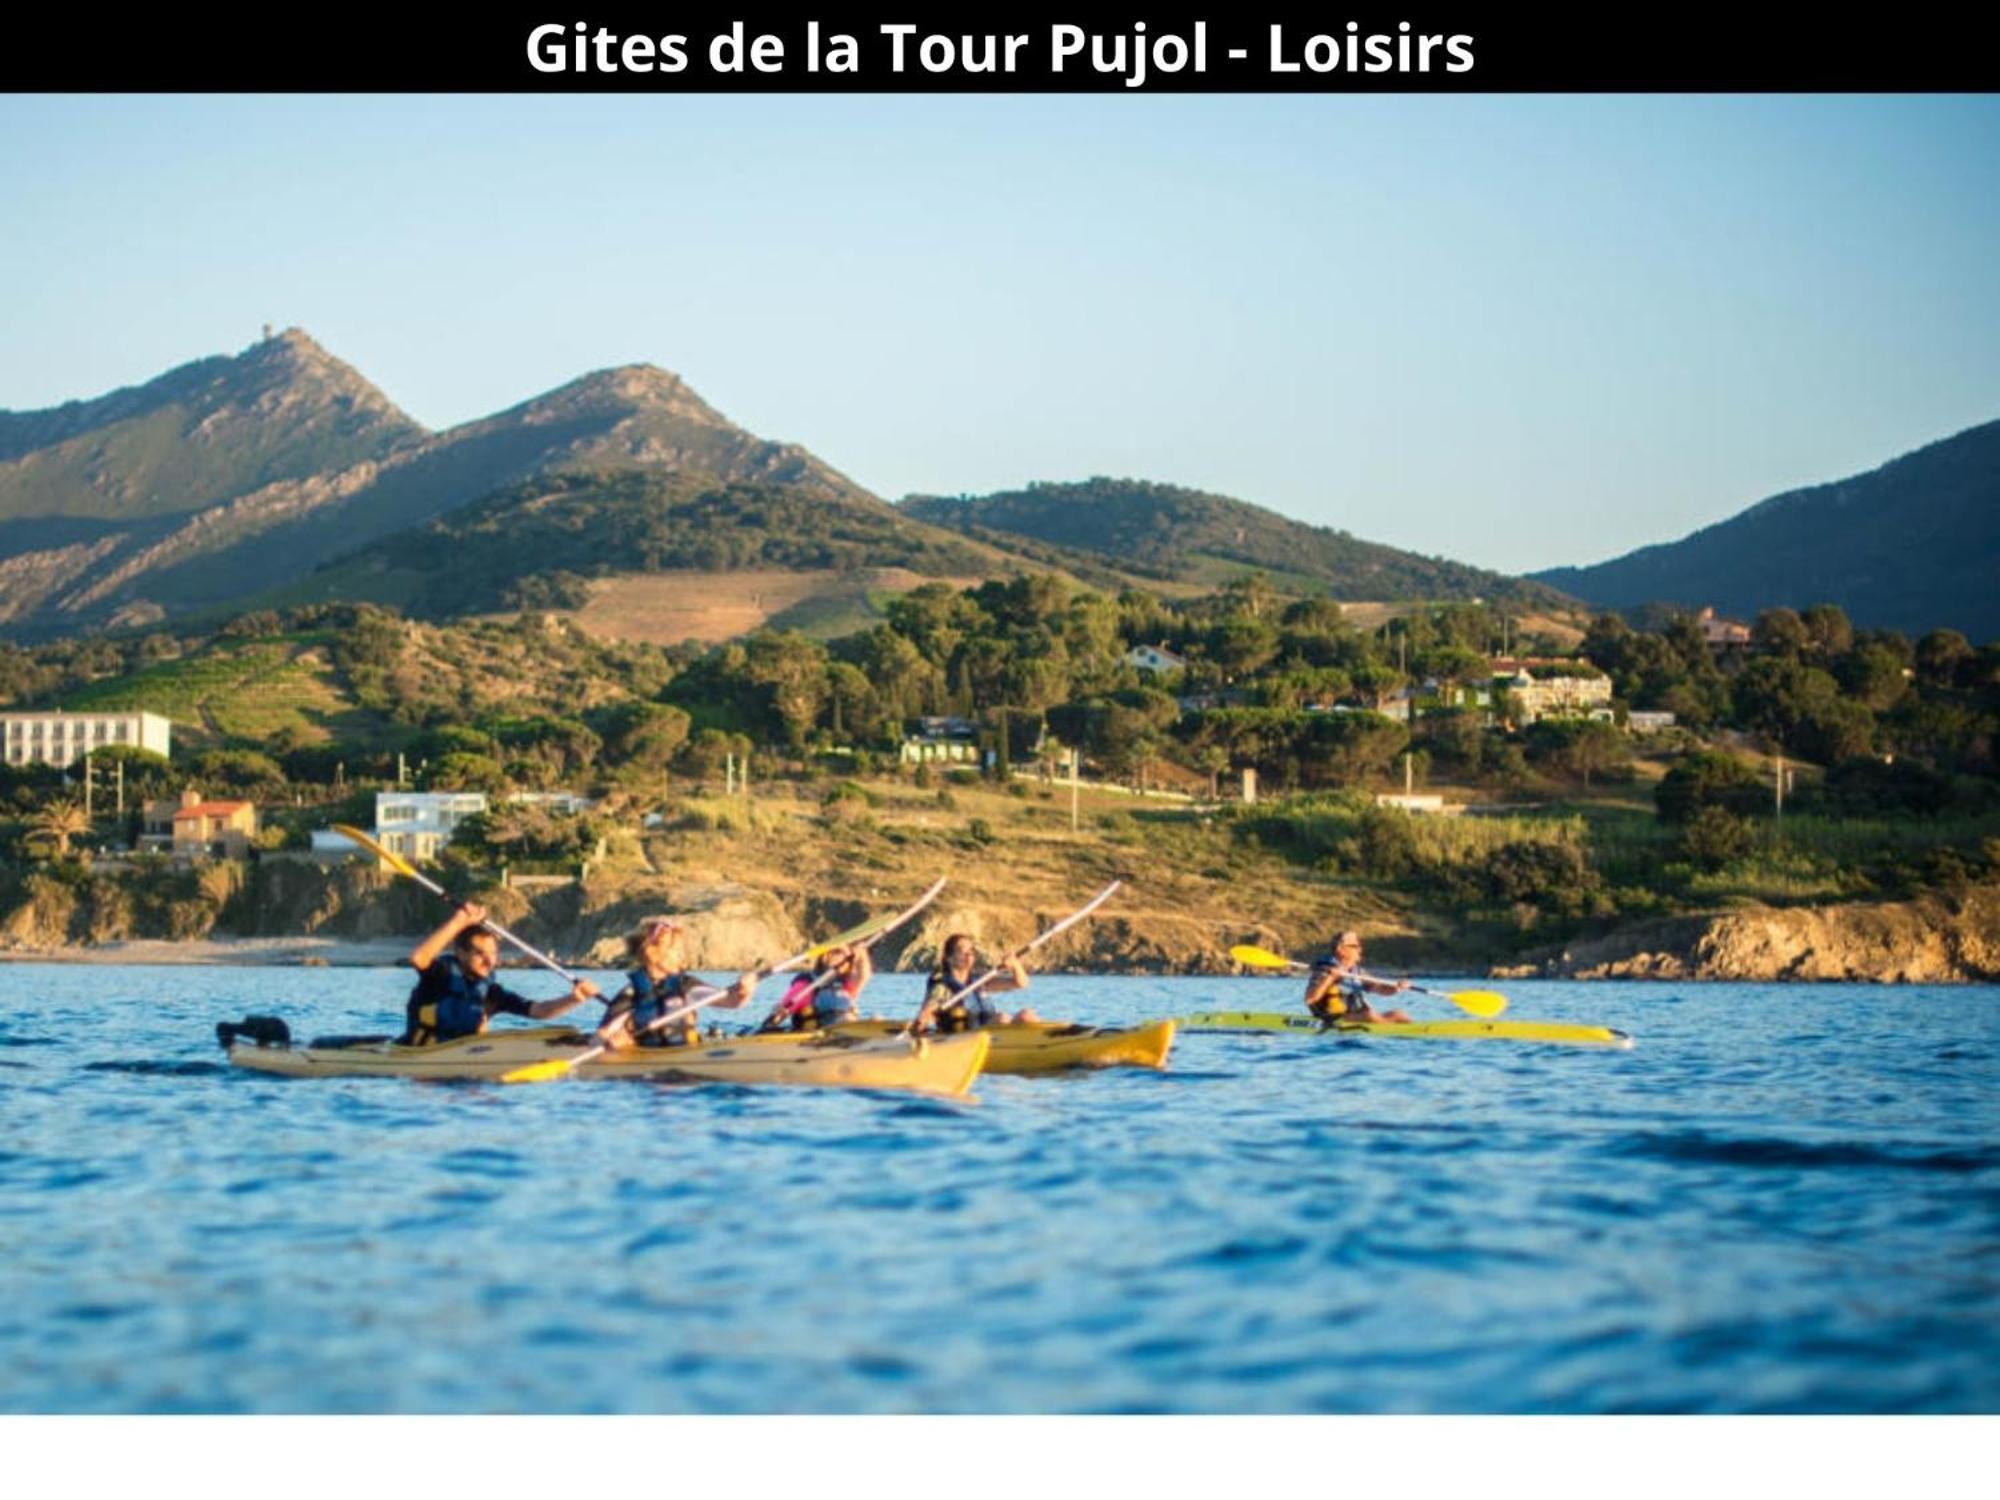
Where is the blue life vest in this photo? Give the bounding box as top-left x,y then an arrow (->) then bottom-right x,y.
808,976 -> 858,1028
430,955 -> 492,1041
626,968 -> 693,1044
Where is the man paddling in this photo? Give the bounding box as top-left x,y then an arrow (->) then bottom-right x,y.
1303,929 -> 1411,1026
401,902 -> 598,1045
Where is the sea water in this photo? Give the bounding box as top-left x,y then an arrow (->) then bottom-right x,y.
1,966 -> 1993,1413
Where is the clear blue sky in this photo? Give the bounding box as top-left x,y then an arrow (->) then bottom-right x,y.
1,94 -> 1995,575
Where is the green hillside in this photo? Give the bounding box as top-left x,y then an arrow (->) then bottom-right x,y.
280,471 -> 1034,620
902,478 -> 1565,605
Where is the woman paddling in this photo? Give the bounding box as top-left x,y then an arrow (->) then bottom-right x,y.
595,916 -> 755,1051
911,932 -> 1039,1034
758,943 -> 873,1033
1303,929 -> 1411,1025
401,901 -> 598,1045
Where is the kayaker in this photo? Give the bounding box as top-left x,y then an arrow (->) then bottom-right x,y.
912,932 -> 1039,1033
758,943 -> 873,1032
595,916 -> 756,1051
1304,929 -> 1411,1025
401,901 -> 598,1045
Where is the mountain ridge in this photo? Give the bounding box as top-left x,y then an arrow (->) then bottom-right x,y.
1532,417 -> 2000,641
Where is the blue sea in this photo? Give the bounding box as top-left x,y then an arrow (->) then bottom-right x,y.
1,965 -> 1994,1414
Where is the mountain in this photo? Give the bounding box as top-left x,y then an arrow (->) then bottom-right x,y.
1532,418 -> 2000,642
0,328 -> 420,523
0,334 -> 892,637
900,478 -> 1564,605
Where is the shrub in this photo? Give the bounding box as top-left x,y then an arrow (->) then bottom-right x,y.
1679,806 -> 1753,871
1656,751 -> 1765,824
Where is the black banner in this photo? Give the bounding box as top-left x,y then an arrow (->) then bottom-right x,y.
7,8 -> 1997,91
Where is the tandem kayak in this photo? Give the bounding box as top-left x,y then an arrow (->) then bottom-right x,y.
829,1018 -> 1176,1074
1180,1011 -> 1633,1049
223,1023 -> 992,1094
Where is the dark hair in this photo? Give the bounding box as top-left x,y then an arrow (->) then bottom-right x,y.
454,925 -> 497,954
942,933 -> 976,965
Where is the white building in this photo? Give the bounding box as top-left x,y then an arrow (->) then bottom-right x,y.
1,710 -> 172,767
1124,644 -> 1188,676
372,790 -> 488,862
1627,710 -> 1679,733
1503,670 -> 1615,725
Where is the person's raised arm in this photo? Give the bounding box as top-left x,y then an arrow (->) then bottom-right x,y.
410,901 -> 486,971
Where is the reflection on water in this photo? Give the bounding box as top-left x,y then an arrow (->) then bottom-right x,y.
2,964 -> 1995,1413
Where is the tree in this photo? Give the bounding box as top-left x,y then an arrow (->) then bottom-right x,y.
1526,719 -> 1630,789
1800,603 -> 1854,660
1752,608 -> 1809,658
1655,751 -> 1763,824
602,702 -> 692,772
1679,805 -> 1753,871
27,800 -> 90,859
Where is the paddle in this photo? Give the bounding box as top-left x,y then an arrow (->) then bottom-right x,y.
912,880 -> 1122,1034
499,882 -> 949,1084
334,822 -> 580,982
1227,943 -> 1508,1018
757,877 -> 948,1032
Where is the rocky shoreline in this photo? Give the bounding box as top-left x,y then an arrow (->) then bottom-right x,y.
1495,883 -> 2000,983
6,854 -> 1998,983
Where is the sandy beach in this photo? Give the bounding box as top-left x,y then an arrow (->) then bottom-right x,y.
0,936 -> 419,967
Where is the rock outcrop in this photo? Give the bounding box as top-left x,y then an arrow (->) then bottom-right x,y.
1498,883 -> 2000,982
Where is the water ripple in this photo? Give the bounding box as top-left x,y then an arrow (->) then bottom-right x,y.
0,966 -> 1995,1413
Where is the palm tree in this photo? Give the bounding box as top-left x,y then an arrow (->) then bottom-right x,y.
27,800 -> 91,859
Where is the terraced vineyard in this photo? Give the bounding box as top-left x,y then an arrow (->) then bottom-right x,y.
53,636 -> 354,746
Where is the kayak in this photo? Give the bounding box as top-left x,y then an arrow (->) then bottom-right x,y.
829,1018 -> 1176,1075
224,1024 -> 992,1094
1180,1011 -> 1633,1049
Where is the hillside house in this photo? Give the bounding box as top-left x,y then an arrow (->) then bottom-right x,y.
1503,669 -> 1615,724
1696,607 -> 1752,649
171,795 -> 258,859
899,717 -> 980,765
372,790 -> 488,863
2,710 -> 171,768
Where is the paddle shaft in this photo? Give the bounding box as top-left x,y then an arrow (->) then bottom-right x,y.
335,823 -> 578,982
917,880 -> 1122,1030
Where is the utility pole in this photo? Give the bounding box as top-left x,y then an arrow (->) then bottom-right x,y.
116,757 -> 125,817
1069,746 -> 1080,833
1775,749 -> 1785,820
82,755 -> 93,819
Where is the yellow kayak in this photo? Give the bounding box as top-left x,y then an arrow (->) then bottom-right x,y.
830,1018 -> 1176,1074
1180,1011 -> 1632,1049
226,1024 -> 991,1094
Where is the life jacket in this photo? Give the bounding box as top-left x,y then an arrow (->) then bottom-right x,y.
413,954 -> 492,1043
806,972 -> 858,1029
1306,955 -> 1368,1020
927,970 -> 995,1032
626,967 -> 694,1045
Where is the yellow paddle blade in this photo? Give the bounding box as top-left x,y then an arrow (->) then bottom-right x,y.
332,822 -> 417,879
497,1057 -> 577,1085
1229,944 -> 1301,971
1448,989 -> 1508,1019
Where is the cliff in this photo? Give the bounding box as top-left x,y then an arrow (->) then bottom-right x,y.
1498,883 -> 2000,982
